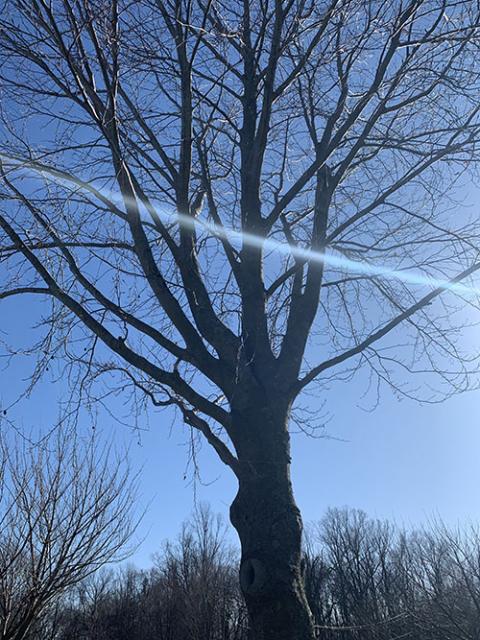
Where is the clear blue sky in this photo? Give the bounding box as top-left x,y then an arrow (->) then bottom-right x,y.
2,289 -> 480,568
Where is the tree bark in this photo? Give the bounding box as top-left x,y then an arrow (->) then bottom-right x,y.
229,395 -> 316,640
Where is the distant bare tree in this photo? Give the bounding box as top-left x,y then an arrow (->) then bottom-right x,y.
3,1 -> 480,637
0,428 -> 138,640
408,521 -> 480,640
304,509 -> 480,640
155,504 -> 246,640
305,509 -> 420,640
56,506 -> 246,640
55,571 -> 116,640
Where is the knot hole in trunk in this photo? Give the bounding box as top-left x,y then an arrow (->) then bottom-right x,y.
240,558 -> 266,595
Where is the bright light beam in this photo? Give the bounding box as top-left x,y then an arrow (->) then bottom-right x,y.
107,186 -> 480,299
3,155 -> 480,299
183,212 -> 480,298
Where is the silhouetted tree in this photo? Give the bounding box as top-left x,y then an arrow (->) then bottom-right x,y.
3,1 -> 480,636
0,428 -> 137,640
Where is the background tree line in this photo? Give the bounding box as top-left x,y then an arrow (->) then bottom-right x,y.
24,505 -> 480,640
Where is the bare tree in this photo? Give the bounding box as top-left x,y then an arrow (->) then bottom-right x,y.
404,521 -> 480,640
55,570 -> 117,640
56,506 -> 246,640
2,1 -> 480,637
156,504 -> 245,640
309,510 -> 480,640
308,509 -> 418,640
0,427 -> 138,640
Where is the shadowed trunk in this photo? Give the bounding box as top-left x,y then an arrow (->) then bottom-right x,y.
230,393 -> 316,640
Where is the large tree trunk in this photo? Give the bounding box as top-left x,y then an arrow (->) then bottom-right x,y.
229,394 -> 316,640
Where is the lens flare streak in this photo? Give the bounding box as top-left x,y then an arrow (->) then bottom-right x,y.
2,155 -> 480,300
